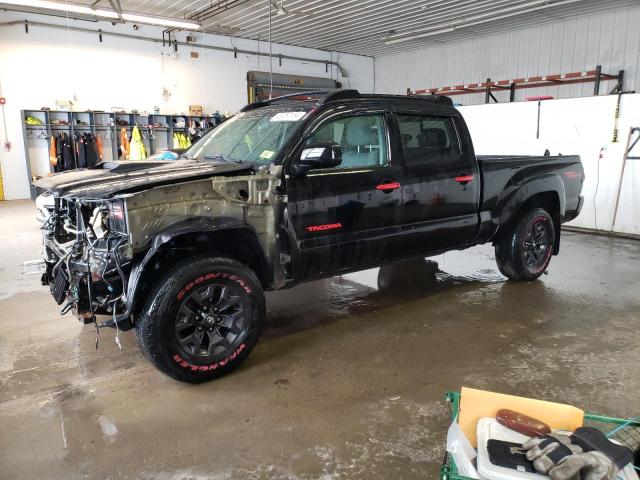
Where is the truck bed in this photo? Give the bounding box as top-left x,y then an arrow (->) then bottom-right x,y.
476,154 -> 584,240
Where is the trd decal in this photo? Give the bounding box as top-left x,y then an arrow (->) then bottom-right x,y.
306,222 -> 343,233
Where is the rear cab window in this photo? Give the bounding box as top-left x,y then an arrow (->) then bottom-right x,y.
397,114 -> 462,168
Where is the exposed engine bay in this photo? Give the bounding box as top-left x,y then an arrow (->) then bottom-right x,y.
38,164 -> 284,338
41,196 -> 132,326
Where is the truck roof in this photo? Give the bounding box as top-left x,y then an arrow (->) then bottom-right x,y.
240,89 -> 453,112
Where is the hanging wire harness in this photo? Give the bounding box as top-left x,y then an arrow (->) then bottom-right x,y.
41,197 -> 133,350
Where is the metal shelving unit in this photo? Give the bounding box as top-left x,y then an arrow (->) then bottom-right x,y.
22,109 -> 222,198
407,65 -> 625,103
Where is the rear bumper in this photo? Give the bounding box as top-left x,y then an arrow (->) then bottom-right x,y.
577,195 -> 584,215
563,195 -> 583,223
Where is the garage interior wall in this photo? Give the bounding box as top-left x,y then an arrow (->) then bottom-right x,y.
459,95 -> 640,236
1,6 -> 638,235
374,4 -> 640,104
0,11 -> 374,200
374,3 -> 640,236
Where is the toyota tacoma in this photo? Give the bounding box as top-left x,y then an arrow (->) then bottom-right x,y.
33,90 -> 584,383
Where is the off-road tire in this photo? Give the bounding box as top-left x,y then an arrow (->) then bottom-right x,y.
135,256 -> 265,383
495,208 -> 556,281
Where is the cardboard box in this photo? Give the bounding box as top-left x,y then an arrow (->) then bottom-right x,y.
189,105 -> 203,116
56,99 -> 73,112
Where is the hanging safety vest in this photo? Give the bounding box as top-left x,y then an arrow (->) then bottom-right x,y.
129,126 -> 147,161
120,127 -> 130,160
49,136 -> 57,167
172,132 -> 191,149
96,135 -> 103,161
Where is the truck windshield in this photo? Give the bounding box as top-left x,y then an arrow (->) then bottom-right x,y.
188,107 -> 312,164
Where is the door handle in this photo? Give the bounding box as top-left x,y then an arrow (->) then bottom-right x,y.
376,181 -> 401,192
455,174 -> 474,185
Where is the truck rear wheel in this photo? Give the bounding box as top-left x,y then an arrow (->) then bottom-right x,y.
495,208 -> 555,281
135,256 -> 265,383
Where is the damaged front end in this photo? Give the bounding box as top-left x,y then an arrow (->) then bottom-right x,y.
41,196 -> 133,330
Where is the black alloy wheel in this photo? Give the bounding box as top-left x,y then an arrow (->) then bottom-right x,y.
522,218 -> 551,269
135,256 -> 265,383
495,207 -> 556,281
175,283 -> 248,358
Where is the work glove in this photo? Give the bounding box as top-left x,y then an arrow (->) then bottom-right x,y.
550,450 -> 616,480
524,433 -> 582,474
524,434 -> 617,480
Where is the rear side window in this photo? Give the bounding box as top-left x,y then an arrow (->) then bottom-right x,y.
397,114 -> 460,167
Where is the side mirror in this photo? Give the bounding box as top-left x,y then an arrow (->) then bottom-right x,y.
292,141 -> 342,177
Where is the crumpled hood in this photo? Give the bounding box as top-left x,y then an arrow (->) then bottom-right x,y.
32,159 -> 254,199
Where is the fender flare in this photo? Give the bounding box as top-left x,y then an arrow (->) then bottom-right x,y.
492,174 -> 566,238
119,216 -> 266,322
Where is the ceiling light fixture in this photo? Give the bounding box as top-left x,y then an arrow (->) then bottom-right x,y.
1,0 -> 202,29
386,0 -> 551,40
384,0 -> 583,45
457,0 -> 583,28
384,27 -> 454,44
1,0 -> 118,18
120,13 -> 201,30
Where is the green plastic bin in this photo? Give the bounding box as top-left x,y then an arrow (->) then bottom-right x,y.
440,391 -> 640,480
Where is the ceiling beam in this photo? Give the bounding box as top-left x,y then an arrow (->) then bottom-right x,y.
107,0 -> 122,21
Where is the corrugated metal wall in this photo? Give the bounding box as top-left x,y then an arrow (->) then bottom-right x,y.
375,4 -> 640,105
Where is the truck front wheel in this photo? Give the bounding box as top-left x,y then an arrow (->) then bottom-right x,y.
495,208 -> 556,281
135,256 -> 265,383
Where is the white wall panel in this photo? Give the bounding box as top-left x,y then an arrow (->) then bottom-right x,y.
0,12 -> 373,200
458,94 -> 640,235
376,5 -> 640,236
375,5 -> 640,105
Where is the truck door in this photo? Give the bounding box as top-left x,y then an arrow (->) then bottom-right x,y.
395,113 -> 480,255
286,110 -> 404,279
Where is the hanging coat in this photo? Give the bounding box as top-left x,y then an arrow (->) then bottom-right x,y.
96,135 -> 103,161
119,127 -> 130,160
57,133 -> 75,171
75,133 -> 87,168
55,133 -> 65,172
129,126 -> 147,161
173,132 -> 191,149
49,136 -> 58,169
84,133 -> 100,167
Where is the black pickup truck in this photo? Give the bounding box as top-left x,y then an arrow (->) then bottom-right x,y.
33,90 -> 584,383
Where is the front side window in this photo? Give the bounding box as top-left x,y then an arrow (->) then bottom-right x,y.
397,114 -> 461,167
306,114 -> 389,169
189,107 -> 312,164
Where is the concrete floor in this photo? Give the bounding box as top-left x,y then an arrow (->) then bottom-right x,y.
0,199 -> 638,480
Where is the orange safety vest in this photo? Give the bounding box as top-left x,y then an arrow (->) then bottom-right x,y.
96,135 -> 103,160
49,136 -> 57,166
120,127 -> 130,160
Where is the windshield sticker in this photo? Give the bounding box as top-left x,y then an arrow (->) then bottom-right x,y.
259,150 -> 275,160
270,111 -> 306,122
